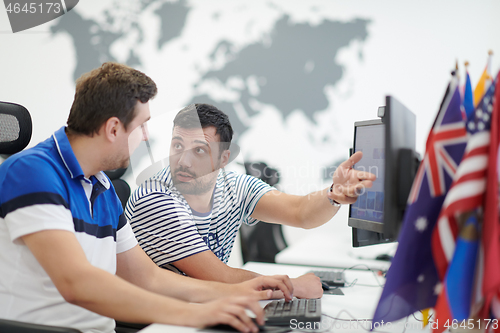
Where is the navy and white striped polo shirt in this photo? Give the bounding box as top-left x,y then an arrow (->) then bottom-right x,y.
125,165 -> 274,273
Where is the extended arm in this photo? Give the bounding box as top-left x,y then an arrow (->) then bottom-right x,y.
251,151 -> 376,229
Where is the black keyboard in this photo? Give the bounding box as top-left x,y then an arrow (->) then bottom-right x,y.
308,270 -> 346,287
263,298 -> 321,326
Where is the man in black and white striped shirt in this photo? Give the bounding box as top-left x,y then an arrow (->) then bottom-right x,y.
126,104 -> 375,299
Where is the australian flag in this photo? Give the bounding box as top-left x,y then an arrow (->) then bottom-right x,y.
372,72 -> 468,324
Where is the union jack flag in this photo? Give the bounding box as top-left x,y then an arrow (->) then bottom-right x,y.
373,72 -> 468,325
409,78 -> 468,203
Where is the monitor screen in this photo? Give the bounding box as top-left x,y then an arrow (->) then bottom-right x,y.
349,120 -> 385,225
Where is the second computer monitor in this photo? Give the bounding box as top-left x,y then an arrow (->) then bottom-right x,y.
348,95 -> 417,246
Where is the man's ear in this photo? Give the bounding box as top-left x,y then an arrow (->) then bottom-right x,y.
101,117 -> 121,142
220,149 -> 231,168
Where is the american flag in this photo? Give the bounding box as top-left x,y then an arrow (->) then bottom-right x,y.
372,72 -> 467,324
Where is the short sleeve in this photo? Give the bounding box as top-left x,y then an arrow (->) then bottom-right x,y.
127,192 -> 210,267
0,155 -> 74,242
235,174 -> 275,226
116,214 -> 138,253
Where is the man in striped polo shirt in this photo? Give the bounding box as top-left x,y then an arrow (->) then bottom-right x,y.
0,63 -> 294,333
126,104 -> 376,299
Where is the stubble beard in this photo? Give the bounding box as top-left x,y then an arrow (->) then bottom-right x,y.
173,170 -> 219,195
102,153 -> 130,173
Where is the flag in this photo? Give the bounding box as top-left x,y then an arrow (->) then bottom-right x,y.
432,215 -> 480,332
432,73 -> 498,279
481,71 -> 500,320
430,72 -> 499,332
443,216 -> 479,318
372,72 -> 467,324
474,52 -> 493,107
463,69 -> 474,120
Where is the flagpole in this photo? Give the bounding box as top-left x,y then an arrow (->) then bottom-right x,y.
487,50 -> 493,80
452,60 -> 460,82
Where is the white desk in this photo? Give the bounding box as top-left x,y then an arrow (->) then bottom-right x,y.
276,228 -> 397,272
139,262 -> 428,333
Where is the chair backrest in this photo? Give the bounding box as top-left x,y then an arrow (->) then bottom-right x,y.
243,162 -> 280,186
0,318 -> 82,333
104,168 -> 131,209
112,178 -> 131,209
239,161 -> 287,263
239,221 -> 288,264
0,101 -> 32,155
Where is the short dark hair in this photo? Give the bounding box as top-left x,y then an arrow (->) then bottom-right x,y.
173,104 -> 233,153
67,62 -> 157,136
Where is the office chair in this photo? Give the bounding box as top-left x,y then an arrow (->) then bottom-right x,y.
0,101 -> 32,158
104,167 -> 131,209
239,162 -> 288,263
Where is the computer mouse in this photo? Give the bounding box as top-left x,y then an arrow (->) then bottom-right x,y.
375,254 -> 393,261
321,281 -> 330,290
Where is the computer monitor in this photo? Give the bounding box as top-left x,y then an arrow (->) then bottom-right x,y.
348,96 -> 418,247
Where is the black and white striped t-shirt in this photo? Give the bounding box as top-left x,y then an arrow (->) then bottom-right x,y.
125,166 -> 274,273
